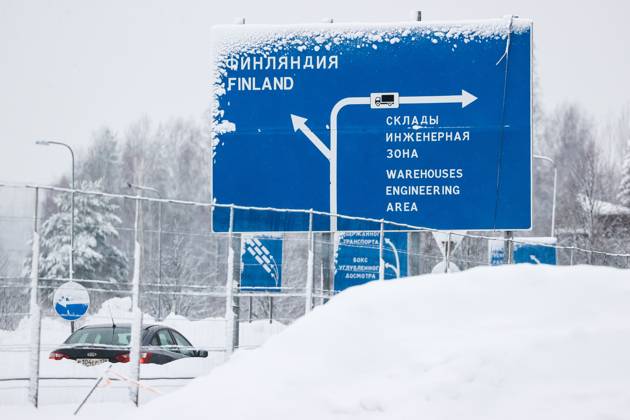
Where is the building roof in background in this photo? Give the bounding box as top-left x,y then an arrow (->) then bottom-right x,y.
577,194 -> 630,216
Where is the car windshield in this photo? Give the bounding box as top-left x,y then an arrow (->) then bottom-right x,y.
64,327 -> 131,346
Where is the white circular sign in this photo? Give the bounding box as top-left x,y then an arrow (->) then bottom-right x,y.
53,281 -> 90,321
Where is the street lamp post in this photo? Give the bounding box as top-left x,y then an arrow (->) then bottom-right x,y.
36,140 -> 76,333
127,183 -> 163,320
36,141 -> 75,279
534,154 -> 557,237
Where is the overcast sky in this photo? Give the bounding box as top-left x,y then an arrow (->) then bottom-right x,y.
1,0 -> 628,185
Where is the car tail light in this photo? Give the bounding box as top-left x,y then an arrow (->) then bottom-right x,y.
115,352 -> 152,364
49,351 -> 69,360
115,353 -> 130,363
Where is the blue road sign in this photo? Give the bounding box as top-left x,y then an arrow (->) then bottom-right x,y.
488,237 -> 557,265
488,239 -> 506,266
241,234 -> 283,291
53,281 -> 90,321
334,232 -> 408,292
212,19 -> 532,232
513,238 -> 557,265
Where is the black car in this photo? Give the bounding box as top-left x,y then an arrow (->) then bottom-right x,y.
49,323 -> 208,366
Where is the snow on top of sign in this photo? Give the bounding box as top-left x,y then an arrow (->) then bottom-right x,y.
513,236 -> 558,245
209,18 -> 532,156
211,18 -> 531,57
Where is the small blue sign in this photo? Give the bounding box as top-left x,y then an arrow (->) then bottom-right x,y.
212,19 -> 532,232
53,281 -> 90,321
334,232 -> 408,292
241,234 -> 283,291
513,239 -> 557,265
488,239 -> 506,266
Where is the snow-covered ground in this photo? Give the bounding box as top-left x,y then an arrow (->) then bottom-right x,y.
4,264 -> 630,419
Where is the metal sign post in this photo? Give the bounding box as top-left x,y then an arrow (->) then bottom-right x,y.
305,209 -> 314,314
28,187 -> 41,408
378,221 -> 385,281
225,205 -> 238,354
505,231 -> 514,264
129,196 -> 142,407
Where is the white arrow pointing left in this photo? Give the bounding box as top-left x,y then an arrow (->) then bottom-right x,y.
291,114 -> 331,161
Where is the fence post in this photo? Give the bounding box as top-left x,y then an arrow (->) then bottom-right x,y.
319,262 -> 325,305
570,245 -> 575,265
444,232 -> 452,273
408,230 -> 421,276
378,220 -> 385,281
225,205 -> 238,354
305,209 -> 314,314
28,187 -> 41,408
233,232 -> 241,349
129,196 -> 143,406
504,231 -> 514,264
321,232 -> 333,303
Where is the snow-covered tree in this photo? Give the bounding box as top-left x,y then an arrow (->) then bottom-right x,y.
26,180 -> 128,284
616,137 -> 630,207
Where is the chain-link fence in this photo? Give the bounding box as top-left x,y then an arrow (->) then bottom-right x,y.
1,182 -> 629,408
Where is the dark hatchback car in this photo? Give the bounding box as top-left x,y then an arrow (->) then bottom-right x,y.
49,323 -> 208,366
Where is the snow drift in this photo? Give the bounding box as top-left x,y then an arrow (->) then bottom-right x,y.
132,264 -> 630,420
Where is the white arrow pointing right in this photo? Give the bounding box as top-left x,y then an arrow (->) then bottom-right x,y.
399,89 -> 478,108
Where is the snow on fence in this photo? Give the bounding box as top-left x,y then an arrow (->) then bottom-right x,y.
0,182 -> 629,407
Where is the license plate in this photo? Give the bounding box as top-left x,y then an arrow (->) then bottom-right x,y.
77,358 -> 107,367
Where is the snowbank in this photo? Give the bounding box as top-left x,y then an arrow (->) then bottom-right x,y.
131,264 -> 630,420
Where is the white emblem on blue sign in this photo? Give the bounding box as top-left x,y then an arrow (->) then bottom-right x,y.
241,234 -> 283,292
53,281 -> 90,321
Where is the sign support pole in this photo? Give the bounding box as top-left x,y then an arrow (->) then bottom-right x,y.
129,196 -> 143,406
321,232 -> 333,303
378,220 -> 385,281
305,209 -> 314,314
225,205 -> 235,354
504,231 -> 514,264
28,187 -> 41,408
234,233 -> 241,348
408,8 -> 422,275
225,205 -> 240,353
